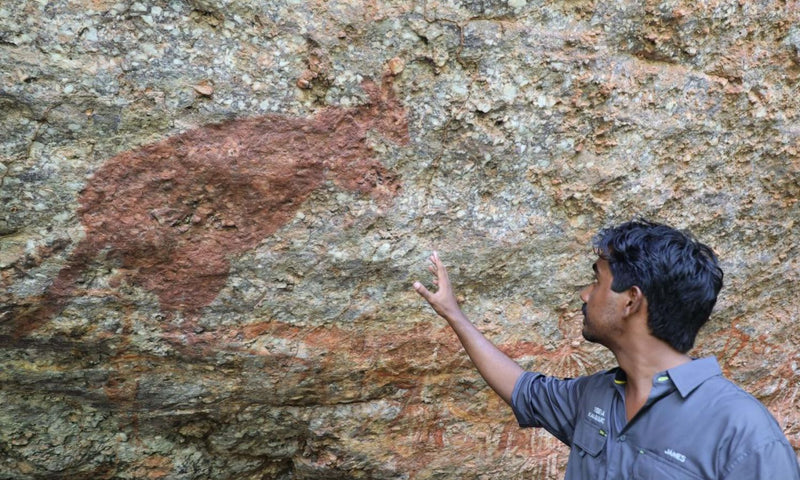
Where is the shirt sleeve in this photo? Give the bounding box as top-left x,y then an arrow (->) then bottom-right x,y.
722,438 -> 800,480
510,371 -> 589,445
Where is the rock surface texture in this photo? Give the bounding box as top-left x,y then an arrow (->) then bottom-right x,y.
1,0 -> 799,478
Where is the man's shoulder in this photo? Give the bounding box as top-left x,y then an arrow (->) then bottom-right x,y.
512,368 -> 618,410
693,372 -> 786,437
696,377 -> 800,478
697,374 -> 766,409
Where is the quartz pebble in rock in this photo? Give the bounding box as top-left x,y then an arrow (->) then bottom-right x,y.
192,83 -> 214,96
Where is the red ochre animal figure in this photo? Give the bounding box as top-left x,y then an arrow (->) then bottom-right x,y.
11,75 -> 407,336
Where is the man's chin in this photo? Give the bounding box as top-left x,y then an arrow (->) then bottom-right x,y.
581,327 -> 599,344
582,329 -> 613,350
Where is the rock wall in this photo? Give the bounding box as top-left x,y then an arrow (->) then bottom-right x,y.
1,0 -> 798,478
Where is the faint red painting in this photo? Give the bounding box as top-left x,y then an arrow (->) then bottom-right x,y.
10,74 -> 407,336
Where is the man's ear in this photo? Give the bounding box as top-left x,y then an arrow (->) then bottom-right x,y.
624,285 -> 646,317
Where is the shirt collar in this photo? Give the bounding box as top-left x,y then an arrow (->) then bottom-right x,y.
666,356 -> 722,398
608,357 -> 722,398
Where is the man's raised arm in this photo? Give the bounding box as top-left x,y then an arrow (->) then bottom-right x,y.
413,251 -> 524,405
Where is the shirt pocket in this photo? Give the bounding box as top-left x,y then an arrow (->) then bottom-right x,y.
572,418 -> 607,458
632,450 -> 704,480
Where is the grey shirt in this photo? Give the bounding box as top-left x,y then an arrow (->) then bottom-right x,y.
511,357 -> 800,479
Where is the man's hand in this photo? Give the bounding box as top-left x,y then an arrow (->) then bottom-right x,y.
413,251 -> 462,320
413,251 -> 523,405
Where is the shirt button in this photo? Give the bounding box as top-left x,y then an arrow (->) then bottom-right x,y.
618,435 -> 627,442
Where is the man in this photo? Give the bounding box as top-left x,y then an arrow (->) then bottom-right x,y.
413,220 -> 800,479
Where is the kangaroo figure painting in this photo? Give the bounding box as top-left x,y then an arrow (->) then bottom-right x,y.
10,73 -> 408,337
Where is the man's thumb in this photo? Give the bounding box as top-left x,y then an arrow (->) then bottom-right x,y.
413,282 -> 431,300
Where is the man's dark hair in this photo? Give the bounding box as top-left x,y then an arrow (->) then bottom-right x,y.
592,219 -> 724,353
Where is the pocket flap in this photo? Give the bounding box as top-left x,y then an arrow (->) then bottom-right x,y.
573,418 -> 607,457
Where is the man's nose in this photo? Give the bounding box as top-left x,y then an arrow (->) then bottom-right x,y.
579,285 -> 590,303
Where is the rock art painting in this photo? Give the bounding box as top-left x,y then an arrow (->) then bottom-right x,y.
75,303 -> 596,477
10,73 -> 407,337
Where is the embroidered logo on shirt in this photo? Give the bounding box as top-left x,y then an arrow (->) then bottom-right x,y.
664,449 -> 687,463
587,406 -> 606,424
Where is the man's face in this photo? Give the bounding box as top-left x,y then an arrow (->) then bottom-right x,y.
579,258 -> 629,347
